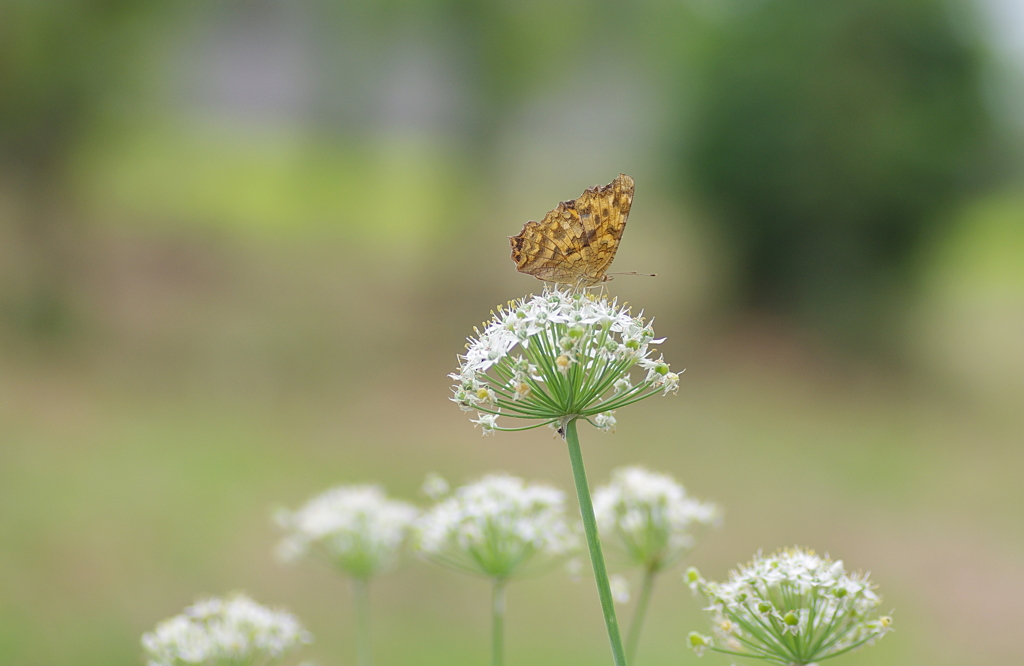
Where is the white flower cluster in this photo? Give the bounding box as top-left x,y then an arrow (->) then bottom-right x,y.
594,466 -> 719,571
141,595 -> 312,666
416,474 -> 581,579
687,547 -> 892,664
450,288 -> 679,434
275,484 -> 419,578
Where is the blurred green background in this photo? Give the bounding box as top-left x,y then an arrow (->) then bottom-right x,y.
2,1 -> 1023,665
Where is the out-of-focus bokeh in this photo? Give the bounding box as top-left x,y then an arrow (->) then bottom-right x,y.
2,1 -> 1022,664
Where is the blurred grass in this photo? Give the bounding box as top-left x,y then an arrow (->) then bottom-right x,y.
73,122 -> 470,246
910,191 -> 1024,404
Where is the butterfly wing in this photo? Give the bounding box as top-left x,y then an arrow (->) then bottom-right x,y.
570,173 -> 634,284
509,174 -> 634,287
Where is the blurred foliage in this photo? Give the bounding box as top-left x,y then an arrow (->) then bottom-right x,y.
1,0 -> 1013,344
0,0 -> 151,175
682,0 -> 996,336
910,187 -> 1024,401
0,0 -> 172,337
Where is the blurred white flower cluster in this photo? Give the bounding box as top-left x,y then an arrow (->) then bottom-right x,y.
609,574 -> 631,604
275,485 -> 419,578
594,466 -> 719,571
141,595 -> 311,666
450,288 -> 679,434
687,547 -> 892,664
416,474 -> 581,579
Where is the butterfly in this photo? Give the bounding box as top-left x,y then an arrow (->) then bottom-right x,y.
509,174 -> 636,288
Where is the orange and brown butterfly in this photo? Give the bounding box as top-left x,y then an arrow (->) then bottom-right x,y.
509,173 -> 635,288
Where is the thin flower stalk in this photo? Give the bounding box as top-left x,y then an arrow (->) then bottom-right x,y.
492,580 -> 507,666
353,577 -> 372,666
625,567 -> 656,663
565,419 -> 628,666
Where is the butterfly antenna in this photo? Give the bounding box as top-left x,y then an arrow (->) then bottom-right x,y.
608,271 -> 657,278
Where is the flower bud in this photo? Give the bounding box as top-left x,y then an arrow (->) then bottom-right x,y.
687,632 -> 710,656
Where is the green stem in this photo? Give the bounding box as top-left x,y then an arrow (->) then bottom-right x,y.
352,577 -> 372,666
492,578 -> 507,666
625,567 -> 657,663
564,418 -> 628,666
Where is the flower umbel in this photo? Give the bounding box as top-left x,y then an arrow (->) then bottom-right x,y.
688,547 -> 893,665
594,466 -> 720,572
274,485 -> 419,579
141,595 -> 311,666
451,287 -> 677,434
415,474 -> 580,580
